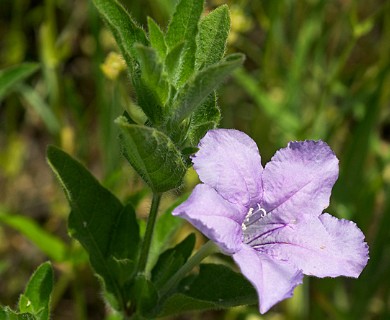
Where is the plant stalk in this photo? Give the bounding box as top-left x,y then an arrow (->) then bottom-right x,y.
159,240 -> 219,298
136,193 -> 162,275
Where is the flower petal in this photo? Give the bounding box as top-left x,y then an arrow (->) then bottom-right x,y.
192,129 -> 263,207
233,244 -> 303,314
318,213 -> 369,277
172,184 -> 245,253
248,213 -> 369,278
262,140 -> 338,218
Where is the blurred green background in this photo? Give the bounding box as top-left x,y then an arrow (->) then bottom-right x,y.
0,0 -> 389,319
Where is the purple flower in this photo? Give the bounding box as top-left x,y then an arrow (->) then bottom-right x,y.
173,129 -> 369,313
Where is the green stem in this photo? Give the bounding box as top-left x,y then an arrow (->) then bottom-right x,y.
137,193 -> 162,275
159,241 -> 219,298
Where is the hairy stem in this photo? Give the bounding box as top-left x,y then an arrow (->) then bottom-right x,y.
137,193 -> 162,275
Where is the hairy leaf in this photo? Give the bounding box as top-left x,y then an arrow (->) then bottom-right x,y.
165,0 -> 204,86
92,0 -> 147,71
196,5 -> 230,69
116,117 -> 187,192
147,17 -> 167,60
164,42 -> 185,84
92,0 -> 166,124
134,44 -> 169,108
170,53 -> 244,123
187,92 -> 220,146
47,146 -> 140,310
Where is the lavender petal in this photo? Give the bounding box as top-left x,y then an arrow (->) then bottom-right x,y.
262,140 -> 339,219
251,213 -> 369,278
192,129 -> 263,207
233,244 -> 303,314
172,184 -> 245,254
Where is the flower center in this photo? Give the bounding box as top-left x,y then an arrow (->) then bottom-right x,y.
241,204 -> 287,247
241,204 -> 267,231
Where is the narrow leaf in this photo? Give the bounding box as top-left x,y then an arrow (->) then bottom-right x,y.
92,0 -> 147,72
92,0 -> 160,124
0,208 -> 68,262
165,0 -> 203,48
147,17 -> 167,59
134,44 -> 169,107
165,0 -> 204,86
116,117 -> 187,192
195,5 -> 230,69
164,42 -> 185,84
187,92 -> 220,146
151,234 -> 195,290
171,53 -> 244,123
0,63 -> 39,100
158,264 -> 257,316
18,262 -> 53,320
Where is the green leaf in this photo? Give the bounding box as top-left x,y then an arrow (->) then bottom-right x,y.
134,83 -> 164,125
165,0 -> 204,86
164,42 -> 185,84
165,0 -> 203,49
147,17 -> 167,60
187,92 -> 220,146
158,264 -> 257,316
170,53 -> 244,123
47,146 -> 140,310
107,203 -> 140,285
92,0 -> 158,124
130,275 -> 158,317
134,44 -> 170,108
0,307 -> 36,320
151,234 -> 195,290
108,203 -> 140,262
0,63 -> 39,100
92,0 -> 147,72
195,5 -> 230,69
116,117 -> 187,192
0,207 -> 68,262
18,262 -> 53,320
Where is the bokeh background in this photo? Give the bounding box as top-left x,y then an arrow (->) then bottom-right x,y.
1,0 -> 389,319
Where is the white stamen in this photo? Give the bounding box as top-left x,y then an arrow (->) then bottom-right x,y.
242,205 -> 268,231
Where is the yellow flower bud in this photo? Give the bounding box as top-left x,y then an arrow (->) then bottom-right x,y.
100,52 -> 127,80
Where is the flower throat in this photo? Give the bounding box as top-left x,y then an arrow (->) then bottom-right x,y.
242,204 -> 267,231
